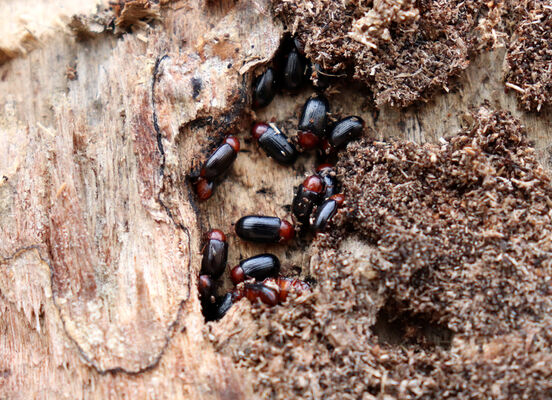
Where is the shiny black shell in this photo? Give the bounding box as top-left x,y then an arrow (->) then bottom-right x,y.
311,199 -> 338,232
253,68 -> 276,109
258,125 -> 298,165
283,49 -> 305,90
320,175 -> 339,199
201,239 -> 228,279
329,116 -> 364,147
215,293 -> 234,320
292,185 -> 322,223
317,171 -> 339,200
298,96 -> 329,137
239,254 -> 280,281
236,216 -> 281,243
201,143 -> 237,180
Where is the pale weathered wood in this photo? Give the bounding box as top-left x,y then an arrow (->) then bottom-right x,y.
1,0 -> 552,399
1,0 -> 280,398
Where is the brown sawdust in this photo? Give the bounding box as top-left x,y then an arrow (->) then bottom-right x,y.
69,0 -> 162,39
271,0 -> 501,108
272,0 -> 552,111
211,107 -> 552,399
504,0 -> 552,112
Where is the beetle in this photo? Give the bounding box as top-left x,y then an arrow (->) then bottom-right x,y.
262,276 -> 310,303
283,48 -> 305,91
230,254 -> 281,284
297,131 -> 320,151
198,275 -> 214,299
329,116 -> 364,147
200,136 -> 240,180
233,283 -> 279,307
214,292 -> 235,320
201,229 -> 228,279
212,277 -> 308,319
252,122 -> 298,165
214,282 -> 279,319
311,193 -> 345,233
298,96 -> 329,139
253,68 -> 276,109
292,175 -> 325,223
235,215 -> 294,244
316,164 -> 340,199
194,178 -> 214,201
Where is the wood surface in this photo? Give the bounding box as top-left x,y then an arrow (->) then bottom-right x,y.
0,0 -> 551,399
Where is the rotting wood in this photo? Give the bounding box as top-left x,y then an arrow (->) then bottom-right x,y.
1,0 -> 552,399
1,0 -> 281,398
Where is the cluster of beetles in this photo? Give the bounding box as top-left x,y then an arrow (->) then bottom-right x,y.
191,37 -> 364,320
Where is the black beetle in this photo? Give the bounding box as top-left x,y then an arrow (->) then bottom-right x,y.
311,194 -> 345,233
200,136 -> 240,180
252,122 -> 298,165
316,164 -> 340,199
198,275 -> 214,299
201,229 -> 228,279
298,96 -> 329,138
230,254 -> 281,284
292,175 -> 325,223
329,116 -> 364,147
253,68 -> 276,109
214,292 -> 235,320
235,215 -> 294,244
283,48 -> 305,90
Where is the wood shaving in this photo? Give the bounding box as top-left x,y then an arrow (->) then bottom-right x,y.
212,106 -> 552,399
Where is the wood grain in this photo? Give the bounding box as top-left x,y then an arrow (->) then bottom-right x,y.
1,0 -> 552,398
0,0 -> 280,398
